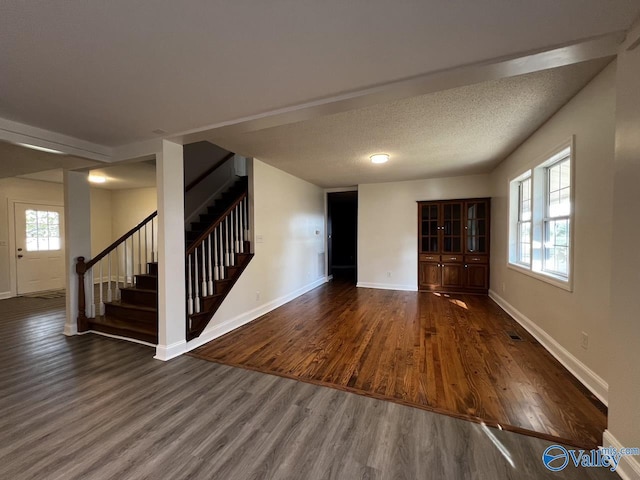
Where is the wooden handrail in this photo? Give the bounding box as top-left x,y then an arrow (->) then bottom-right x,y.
186,191 -> 247,256
86,211 -> 157,269
185,152 -> 235,193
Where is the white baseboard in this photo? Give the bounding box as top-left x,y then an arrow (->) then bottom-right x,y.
603,430 -> 640,480
154,340 -> 187,361
0,291 -> 12,300
186,276 -> 328,352
356,282 -> 418,292
489,289 -> 608,405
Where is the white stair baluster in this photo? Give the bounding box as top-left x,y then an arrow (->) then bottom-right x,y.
187,254 -> 193,315
218,224 -> 225,279
99,259 -> 104,315
224,217 -> 231,267
151,217 -> 155,262
213,226 -> 219,281
124,239 -> 128,287
107,252 -> 113,302
194,247 -> 201,313
144,224 -> 148,266
201,242 -> 207,297
229,212 -> 235,267
207,234 -> 214,293
130,236 -> 135,284
138,229 -> 142,275
239,201 -> 244,253
115,244 -> 120,300
89,267 -> 96,317
244,197 -> 249,239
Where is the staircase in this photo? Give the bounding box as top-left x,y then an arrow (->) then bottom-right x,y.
76,174 -> 252,345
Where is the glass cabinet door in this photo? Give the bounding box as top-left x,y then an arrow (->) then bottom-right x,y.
420,203 -> 439,252
465,201 -> 488,253
442,202 -> 462,253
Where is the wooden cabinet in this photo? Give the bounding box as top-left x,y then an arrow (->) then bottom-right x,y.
418,198 -> 490,293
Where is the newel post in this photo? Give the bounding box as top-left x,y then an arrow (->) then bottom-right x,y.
76,256 -> 88,332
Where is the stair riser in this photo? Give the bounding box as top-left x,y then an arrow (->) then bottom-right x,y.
135,275 -> 158,290
104,304 -> 157,324
88,321 -> 157,344
120,289 -> 157,307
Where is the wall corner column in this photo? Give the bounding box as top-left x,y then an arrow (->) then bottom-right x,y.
63,170 -> 91,336
155,140 -> 187,360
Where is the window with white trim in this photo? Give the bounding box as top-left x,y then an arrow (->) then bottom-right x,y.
509,143 -> 573,288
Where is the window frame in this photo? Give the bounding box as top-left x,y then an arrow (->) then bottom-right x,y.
508,138 -> 575,291
516,175 -> 532,267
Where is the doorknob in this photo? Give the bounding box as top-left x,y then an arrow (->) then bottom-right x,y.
17,248 -> 23,252
17,255 -> 23,259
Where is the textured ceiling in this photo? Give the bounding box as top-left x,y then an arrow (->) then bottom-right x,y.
0,1 -> 637,147
213,59 -> 611,187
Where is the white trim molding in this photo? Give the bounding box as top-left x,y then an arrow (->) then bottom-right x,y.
155,340 -> 187,361
356,282 -> 418,292
603,430 -> 640,480
186,276 -> 328,352
489,289 -> 608,405
0,291 -> 12,300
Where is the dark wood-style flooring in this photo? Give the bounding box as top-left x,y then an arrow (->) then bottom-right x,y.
193,280 -> 607,450
0,295 -> 616,479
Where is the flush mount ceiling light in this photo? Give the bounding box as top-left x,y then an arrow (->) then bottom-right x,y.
88,174 -> 107,184
370,153 -> 389,164
16,142 -> 65,155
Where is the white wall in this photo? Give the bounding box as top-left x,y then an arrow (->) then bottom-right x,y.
490,62 -> 616,402
90,188 -> 113,256
0,178 -> 64,297
357,175 -> 492,290
187,158 -> 326,349
605,27 -> 640,479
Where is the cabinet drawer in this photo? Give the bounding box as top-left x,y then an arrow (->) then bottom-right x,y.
441,255 -> 463,263
465,255 -> 488,264
419,254 -> 440,262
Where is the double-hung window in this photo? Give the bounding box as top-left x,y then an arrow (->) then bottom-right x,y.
509,140 -> 573,289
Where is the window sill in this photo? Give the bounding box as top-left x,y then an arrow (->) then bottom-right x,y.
507,262 -> 573,292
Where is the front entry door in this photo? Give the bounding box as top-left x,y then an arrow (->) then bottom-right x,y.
14,203 -> 65,294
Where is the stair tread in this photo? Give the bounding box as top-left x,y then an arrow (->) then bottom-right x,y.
120,286 -> 157,294
135,273 -> 157,278
106,301 -> 157,312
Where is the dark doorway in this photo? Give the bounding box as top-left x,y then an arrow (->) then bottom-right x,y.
327,191 -> 358,283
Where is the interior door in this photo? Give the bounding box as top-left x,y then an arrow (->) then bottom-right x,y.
14,203 -> 65,294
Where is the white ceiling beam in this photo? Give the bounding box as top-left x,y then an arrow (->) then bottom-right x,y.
174,31 -> 624,145
0,117 -> 112,162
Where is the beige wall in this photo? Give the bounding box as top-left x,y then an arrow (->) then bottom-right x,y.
190,158 -> 326,346
606,29 -> 640,467
0,178 -> 64,296
110,187 -> 157,238
490,63 -> 616,392
90,188 -> 113,256
357,175 -> 492,290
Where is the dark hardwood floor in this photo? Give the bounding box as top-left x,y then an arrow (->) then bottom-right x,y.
192,279 -> 607,450
0,294 -> 616,479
